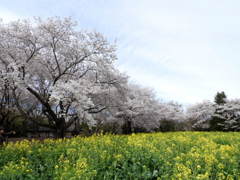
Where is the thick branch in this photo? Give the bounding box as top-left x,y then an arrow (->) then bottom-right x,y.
26,87 -> 58,121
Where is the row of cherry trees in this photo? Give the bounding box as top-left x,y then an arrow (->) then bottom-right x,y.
186,92 -> 240,131
0,17 -> 185,138
1,18 -> 238,138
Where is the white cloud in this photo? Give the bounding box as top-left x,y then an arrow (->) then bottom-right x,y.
0,8 -> 22,22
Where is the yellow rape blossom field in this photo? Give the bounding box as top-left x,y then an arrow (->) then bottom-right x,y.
0,132 -> 240,179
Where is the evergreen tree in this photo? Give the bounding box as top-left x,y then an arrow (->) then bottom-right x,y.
214,91 -> 227,105
210,91 -> 227,131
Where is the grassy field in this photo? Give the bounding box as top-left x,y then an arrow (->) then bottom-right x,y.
0,132 -> 240,179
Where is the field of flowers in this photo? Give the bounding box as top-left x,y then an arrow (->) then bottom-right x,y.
0,132 -> 240,180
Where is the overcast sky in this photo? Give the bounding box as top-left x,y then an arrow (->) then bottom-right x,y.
1,0 -> 240,105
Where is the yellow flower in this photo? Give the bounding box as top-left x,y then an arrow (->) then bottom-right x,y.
114,154 -> 123,161
217,163 -> 224,169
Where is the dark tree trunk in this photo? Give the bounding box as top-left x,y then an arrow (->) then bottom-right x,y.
122,119 -> 132,134
0,111 -> 11,132
55,117 -> 66,138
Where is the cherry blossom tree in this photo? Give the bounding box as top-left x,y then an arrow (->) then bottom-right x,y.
158,101 -> 186,131
114,84 -> 186,133
114,84 -> 159,133
210,99 -> 240,131
186,101 -> 215,131
0,72 -> 17,131
0,17 -> 121,138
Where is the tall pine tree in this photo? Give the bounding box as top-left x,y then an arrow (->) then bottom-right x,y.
214,91 -> 227,105
210,91 -> 227,131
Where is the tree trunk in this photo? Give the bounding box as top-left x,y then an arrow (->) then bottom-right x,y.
55,117 -> 66,138
122,118 -> 132,134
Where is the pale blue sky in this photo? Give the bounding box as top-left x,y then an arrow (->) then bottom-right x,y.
1,0 -> 240,104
